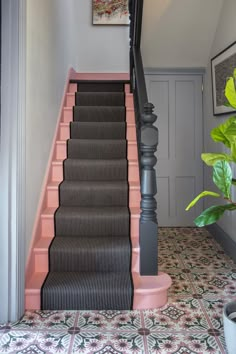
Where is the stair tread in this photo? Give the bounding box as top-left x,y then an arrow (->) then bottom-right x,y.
59,180 -> 128,207
71,121 -> 126,126
73,106 -> 126,122
41,271 -> 132,310
70,121 -> 126,140
76,82 -> 125,92
53,157 -> 138,163
60,180 -> 128,187
67,139 -> 128,160
75,92 -> 125,107
34,236 -> 137,252
64,158 -> 128,181
56,205 -> 129,214
51,235 -> 130,245
41,206 -> 140,217
50,236 -> 131,272
58,180 -> 139,188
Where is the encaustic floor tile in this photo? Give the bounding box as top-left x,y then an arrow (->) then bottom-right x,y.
12,311 -> 77,331
145,332 -> 226,354
75,310 -> 142,332
71,332 -> 145,354
0,330 -> 38,353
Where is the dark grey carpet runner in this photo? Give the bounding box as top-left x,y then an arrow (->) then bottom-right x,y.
41,82 -> 133,310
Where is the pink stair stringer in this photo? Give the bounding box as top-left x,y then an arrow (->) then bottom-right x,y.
25,71 -> 172,310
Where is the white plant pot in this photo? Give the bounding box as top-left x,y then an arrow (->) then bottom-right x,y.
223,301 -> 236,354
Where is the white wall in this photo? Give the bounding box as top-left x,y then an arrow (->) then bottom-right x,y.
26,0 -> 77,252
74,0 -> 129,72
142,0 -> 223,68
203,0 -> 236,241
25,0 -> 129,254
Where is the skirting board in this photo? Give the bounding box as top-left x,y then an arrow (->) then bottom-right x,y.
207,224 -> 236,263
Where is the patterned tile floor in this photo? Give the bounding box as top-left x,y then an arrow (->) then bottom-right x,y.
0,227 -> 235,353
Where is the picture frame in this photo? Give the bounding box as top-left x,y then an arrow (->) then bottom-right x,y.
92,0 -> 129,26
211,41 -> 236,116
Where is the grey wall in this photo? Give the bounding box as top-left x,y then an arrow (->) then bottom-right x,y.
203,0 -> 236,242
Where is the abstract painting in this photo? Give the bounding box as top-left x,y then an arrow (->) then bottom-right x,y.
92,0 -> 129,25
211,42 -> 236,115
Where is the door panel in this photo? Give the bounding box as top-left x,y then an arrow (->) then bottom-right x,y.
145,74 -> 203,226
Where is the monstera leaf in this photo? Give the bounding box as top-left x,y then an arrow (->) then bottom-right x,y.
194,204 -> 236,227
213,160 -> 232,199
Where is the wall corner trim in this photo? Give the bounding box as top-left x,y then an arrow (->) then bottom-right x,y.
0,0 -> 27,323
144,67 -> 206,75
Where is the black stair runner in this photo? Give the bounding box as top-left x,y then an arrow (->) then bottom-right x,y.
41,82 -> 133,310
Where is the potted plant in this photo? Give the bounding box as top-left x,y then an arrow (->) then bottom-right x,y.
186,69 -> 236,354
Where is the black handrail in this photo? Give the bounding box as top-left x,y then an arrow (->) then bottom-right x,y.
129,0 -> 159,276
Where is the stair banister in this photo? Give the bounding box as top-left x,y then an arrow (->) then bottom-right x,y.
129,0 -> 159,275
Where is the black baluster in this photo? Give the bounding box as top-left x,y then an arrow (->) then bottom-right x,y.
139,102 -> 159,275
129,0 -> 135,92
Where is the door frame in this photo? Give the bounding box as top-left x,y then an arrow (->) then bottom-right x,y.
0,0 -> 26,322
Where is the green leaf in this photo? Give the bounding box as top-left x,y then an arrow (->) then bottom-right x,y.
225,121 -> 236,137
194,204 -> 236,227
201,153 -> 233,166
213,160 -> 232,198
211,116 -> 236,148
225,77 -> 236,109
230,142 -> 236,161
225,102 -> 233,107
185,191 -> 221,211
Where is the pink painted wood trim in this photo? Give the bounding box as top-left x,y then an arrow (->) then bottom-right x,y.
125,84 -> 130,93
69,83 -> 77,93
25,67 -> 76,284
132,272 -> 172,309
71,73 -> 130,81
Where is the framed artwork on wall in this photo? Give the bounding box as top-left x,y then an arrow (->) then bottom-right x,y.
211,41 -> 236,115
92,0 -> 129,25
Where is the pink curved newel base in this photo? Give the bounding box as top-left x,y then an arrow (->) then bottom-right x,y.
132,272 -> 172,309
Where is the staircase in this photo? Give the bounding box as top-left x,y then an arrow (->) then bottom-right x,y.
41,82 -> 133,310
25,71 -> 171,311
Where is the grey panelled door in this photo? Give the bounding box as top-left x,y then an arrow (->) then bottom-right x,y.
145,74 -> 203,226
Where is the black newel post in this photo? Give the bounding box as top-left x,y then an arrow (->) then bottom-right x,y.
139,102 -> 159,275
129,0 -> 135,92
